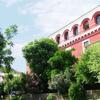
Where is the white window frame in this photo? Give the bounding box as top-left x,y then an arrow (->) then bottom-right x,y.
82,39 -> 90,52
65,47 -> 72,51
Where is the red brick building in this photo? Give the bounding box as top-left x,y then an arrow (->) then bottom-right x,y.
26,5 -> 100,74
49,5 -> 100,57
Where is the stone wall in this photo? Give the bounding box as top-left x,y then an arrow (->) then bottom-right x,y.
23,90 -> 100,100
87,90 -> 100,100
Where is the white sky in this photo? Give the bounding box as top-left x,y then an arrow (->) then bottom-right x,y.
0,0 -> 100,72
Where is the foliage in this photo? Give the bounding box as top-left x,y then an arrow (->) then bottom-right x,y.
0,25 -> 17,71
23,38 -> 58,75
48,50 -> 77,94
0,25 -> 18,98
68,83 -> 86,100
83,23 -> 89,30
2,72 -> 27,99
76,42 -> 100,84
50,69 -> 60,79
5,95 -> 25,100
49,72 -> 69,94
46,94 -> 55,100
4,25 -> 17,40
48,50 -> 77,71
23,38 -> 58,92
26,73 -> 41,93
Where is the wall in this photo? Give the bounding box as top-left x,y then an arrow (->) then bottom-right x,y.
49,5 -> 100,57
87,90 -> 100,100
22,90 -> 100,100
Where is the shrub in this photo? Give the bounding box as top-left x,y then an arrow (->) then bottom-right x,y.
68,83 -> 86,100
46,94 -> 55,100
76,42 -> 100,84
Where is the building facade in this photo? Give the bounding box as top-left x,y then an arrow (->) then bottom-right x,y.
49,5 -> 100,57
26,5 -> 100,74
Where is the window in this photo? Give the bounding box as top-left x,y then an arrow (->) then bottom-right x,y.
82,39 -> 90,52
73,27 -> 78,36
84,41 -> 90,48
56,36 -> 60,44
83,21 -> 89,30
64,32 -> 69,40
96,15 -> 100,24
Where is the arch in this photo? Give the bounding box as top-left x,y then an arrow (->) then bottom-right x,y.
81,18 -> 90,30
71,24 -> 79,36
55,34 -> 60,44
63,29 -> 69,40
81,18 -> 90,25
96,15 -> 100,24
92,11 -> 100,24
92,11 -> 100,20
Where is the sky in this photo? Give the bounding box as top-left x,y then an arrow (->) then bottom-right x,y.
0,0 -> 99,73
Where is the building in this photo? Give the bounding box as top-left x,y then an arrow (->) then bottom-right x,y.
26,5 -> 100,74
49,5 -> 100,57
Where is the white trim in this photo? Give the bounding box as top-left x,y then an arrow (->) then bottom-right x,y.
65,47 -> 72,51
82,39 -> 90,52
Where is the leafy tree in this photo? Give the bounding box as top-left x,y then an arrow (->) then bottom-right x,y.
0,25 -> 17,98
0,25 -> 17,71
67,42 -> 100,100
76,42 -> 100,84
48,50 -> 77,94
23,38 -> 58,92
2,72 -> 27,99
49,72 -> 70,94
48,50 -> 77,71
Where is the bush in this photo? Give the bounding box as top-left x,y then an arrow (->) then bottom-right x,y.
49,72 -> 70,94
76,42 -> 100,84
46,94 -> 55,100
68,83 -> 86,100
5,95 -> 25,100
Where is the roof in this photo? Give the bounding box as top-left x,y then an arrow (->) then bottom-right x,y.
49,5 -> 100,37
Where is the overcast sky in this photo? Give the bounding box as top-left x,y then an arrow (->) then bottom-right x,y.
0,0 -> 99,72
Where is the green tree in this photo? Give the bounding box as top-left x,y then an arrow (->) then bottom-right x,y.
0,25 -> 17,71
23,38 -> 58,92
48,50 -> 77,94
2,72 -> 27,99
76,42 -> 100,84
0,25 -> 17,98
48,50 -> 77,71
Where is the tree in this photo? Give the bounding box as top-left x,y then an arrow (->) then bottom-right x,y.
0,25 -> 17,98
48,50 -> 77,94
23,38 -> 58,92
48,50 -> 77,71
2,72 -> 27,99
76,42 -> 100,84
0,25 -> 17,72
3,73 -> 26,94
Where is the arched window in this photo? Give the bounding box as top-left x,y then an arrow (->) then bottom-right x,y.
56,35 -> 60,44
96,15 -> 100,24
92,11 -> 100,25
64,32 -> 69,40
73,27 -> 78,36
83,21 -> 89,30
